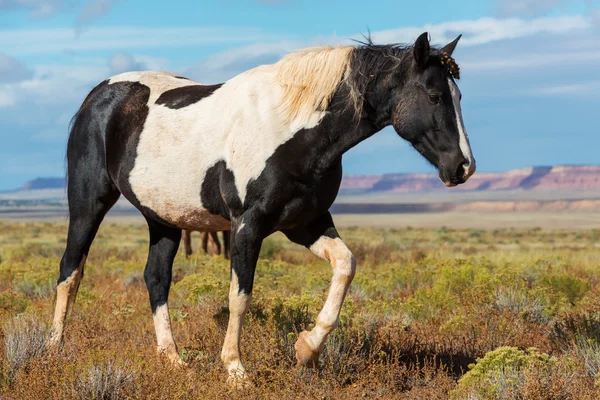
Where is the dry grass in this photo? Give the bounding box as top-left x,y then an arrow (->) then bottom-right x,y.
0,221 -> 600,398
75,360 -> 136,400
2,313 -> 49,384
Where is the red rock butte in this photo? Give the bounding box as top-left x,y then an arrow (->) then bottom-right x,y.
340,166 -> 600,193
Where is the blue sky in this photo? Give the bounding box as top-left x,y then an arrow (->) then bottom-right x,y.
0,0 -> 599,190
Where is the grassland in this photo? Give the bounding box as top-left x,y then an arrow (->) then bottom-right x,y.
1,220 -> 600,399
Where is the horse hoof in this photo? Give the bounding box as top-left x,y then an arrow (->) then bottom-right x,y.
294,331 -> 320,368
45,332 -> 63,352
226,370 -> 253,389
173,356 -> 189,368
158,347 -> 189,368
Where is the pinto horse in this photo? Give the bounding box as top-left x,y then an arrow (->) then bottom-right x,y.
50,32 -> 475,385
182,230 -> 230,259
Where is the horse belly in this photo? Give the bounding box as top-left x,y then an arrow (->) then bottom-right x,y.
128,166 -> 231,231
158,207 -> 231,232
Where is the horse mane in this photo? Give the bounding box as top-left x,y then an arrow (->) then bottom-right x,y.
274,46 -> 354,122
274,36 -> 450,122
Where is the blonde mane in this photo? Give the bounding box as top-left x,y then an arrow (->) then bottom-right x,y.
274,46 -> 355,122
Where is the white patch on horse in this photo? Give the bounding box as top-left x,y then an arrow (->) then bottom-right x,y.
237,221 -> 245,233
49,255 -> 85,347
448,78 -> 475,178
294,236 -> 355,364
153,304 -> 185,365
221,270 -> 251,385
107,49 -> 351,230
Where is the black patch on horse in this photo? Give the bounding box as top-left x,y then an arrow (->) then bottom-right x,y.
200,161 -> 241,220
155,84 -> 223,109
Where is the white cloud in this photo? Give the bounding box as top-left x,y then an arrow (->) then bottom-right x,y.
0,53 -> 33,83
0,0 -> 121,30
534,80 -> 600,95
184,15 -> 594,84
462,49 -> 600,72
0,26 -> 275,56
368,15 -> 591,47
0,90 -> 15,107
0,15 -> 590,62
594,9 -> 600,25
0,63 -> 107,114
75,0 -> 120,34
108,52 -> 145,74
494,0 -> 569,17
186,41 -> 298,83
0,0 -> 66,17
132,55 -> 169,71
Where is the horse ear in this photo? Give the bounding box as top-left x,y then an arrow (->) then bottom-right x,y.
413,32 -> 430,69
441,34 -> 462,56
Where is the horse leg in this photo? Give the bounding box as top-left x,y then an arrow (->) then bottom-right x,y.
182,230 -> 192,258
221,219 -> 263,387
49,154 -> 120,347
283,212 -> 355,367
144,218 -> 185,365
201,231 -> 209,254
210,231 -> 222,256
222,231 -> 231,260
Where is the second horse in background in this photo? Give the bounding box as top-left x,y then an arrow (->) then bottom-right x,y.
182,230 -> 230,259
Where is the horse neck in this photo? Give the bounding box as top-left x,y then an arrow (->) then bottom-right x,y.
305,106 -> 380,175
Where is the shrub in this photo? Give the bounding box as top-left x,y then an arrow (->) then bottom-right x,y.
75,361 -> 136,400
452,347 -> 557,399
542,274 -> 590,305
3,313 -> 50,383
494,287 -> 549,324
553,312 -> 600,348
574,337 -> 600,381
271,296 -> 314,364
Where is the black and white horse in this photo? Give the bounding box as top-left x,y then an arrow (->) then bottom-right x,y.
50,32 -> 475,385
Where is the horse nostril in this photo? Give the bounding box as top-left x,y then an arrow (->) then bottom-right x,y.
457,161 -> 469,180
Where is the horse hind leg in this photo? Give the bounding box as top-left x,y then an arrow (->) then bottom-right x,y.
210,231 -> 222,256
182,230 -> 193,258
49,149 -> 120,347
222,231 -> 231,260
144,218 -> 185,365
201,231 -> 209,254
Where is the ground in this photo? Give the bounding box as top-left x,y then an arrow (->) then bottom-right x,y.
0,217 -> 600,399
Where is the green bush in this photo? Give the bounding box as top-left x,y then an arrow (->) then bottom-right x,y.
542,274 -> 591,305
453,347 -> 557,399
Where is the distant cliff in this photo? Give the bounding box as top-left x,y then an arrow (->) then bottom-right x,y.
7,166 -> 600,214
340,166 -> 600,193
15,165 -> 600,195
21,177 -> 66,191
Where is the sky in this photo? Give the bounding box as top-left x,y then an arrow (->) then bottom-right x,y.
0,0 -> 599,190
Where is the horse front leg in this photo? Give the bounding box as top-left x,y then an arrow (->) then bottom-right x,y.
220,218 -> 263,387
283,212 -> 356,367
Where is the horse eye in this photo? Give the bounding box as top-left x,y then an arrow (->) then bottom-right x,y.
428,93 -> 441,104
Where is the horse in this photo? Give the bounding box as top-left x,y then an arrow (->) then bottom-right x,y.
182,230 -> 230,259
49,32 -> 475,386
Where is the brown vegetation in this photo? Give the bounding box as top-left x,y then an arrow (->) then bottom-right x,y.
0,221 -> 599,398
